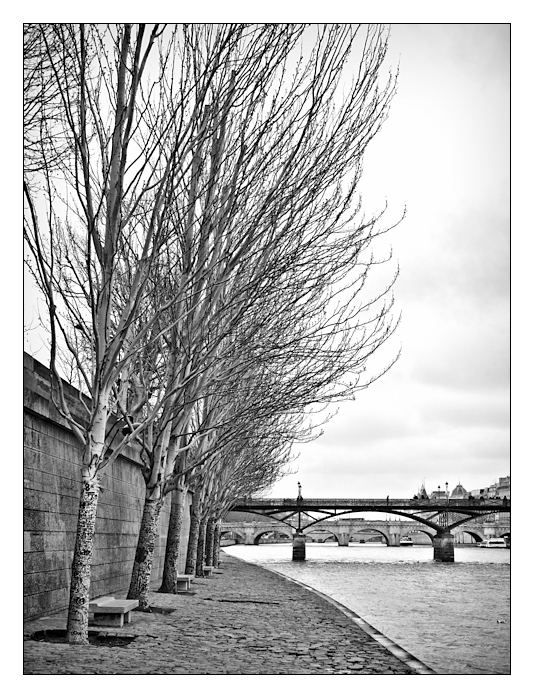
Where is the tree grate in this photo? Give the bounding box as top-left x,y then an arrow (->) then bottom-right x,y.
205,597 -> 281,605
27,629 -> 137,646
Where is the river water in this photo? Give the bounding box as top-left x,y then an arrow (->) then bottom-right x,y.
223,542 -> 510,675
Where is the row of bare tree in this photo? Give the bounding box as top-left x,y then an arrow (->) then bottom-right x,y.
24,23 -> 401,644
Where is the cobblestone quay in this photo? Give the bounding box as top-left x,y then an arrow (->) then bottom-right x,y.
24,553 -> 430,675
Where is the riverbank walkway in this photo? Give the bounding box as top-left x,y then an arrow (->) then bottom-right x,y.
24,552 -> 431,675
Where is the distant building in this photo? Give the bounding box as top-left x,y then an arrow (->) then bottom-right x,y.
466,475 -> 510,524
416,482 -> 429,499
429,488 -> 448,500
469,475 -> 510,500
451,482 -> 469,499
414,476 -> 510,501
497,476 -> 510,498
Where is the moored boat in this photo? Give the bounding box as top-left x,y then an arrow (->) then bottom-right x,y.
399,536 -> 414,546
478,538 -> 507,548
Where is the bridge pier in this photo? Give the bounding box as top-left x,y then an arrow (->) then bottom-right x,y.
433,531 -> 455,562
388,532 -> 400,547
337,534 -> 350,547
292,532 -> 306,561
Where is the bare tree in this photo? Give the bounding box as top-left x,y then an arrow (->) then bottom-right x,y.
24,24 -> 77,177
125,23 -> 400,603
25,23 -> 401,641
23,23 -> 247,643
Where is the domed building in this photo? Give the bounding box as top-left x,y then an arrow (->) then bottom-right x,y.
451,482 -> 468,499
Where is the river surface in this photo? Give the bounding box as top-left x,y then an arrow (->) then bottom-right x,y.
223,542 -> 510,675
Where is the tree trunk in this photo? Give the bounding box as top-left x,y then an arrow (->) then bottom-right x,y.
66,475 -> 100,644
158,487 -> 186,593
196,518 -> 207,577
205,517 -> 216,567
212,520 -> 222,568
184,507 -> 200,576
127,497 -> 164,610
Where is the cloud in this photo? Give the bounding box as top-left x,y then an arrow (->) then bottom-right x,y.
399,210 -> 509,309
284,415 -> 509,499
405,313 -> 510,393
268,25 -> 510,503
423,390 -> 510,431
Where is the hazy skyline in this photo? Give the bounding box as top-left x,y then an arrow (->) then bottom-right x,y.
268,24 -> 510,500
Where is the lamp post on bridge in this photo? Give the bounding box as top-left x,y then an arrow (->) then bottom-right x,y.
297,481 -> 303,529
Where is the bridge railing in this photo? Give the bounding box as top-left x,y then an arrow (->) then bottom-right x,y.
232,497 -> 509,508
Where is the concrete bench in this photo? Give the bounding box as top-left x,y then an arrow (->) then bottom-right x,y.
203,566 -> 214,577
175,574 -> 195,591
89,597 -> 139,627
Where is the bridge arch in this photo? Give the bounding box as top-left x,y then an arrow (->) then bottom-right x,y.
455,529 -> 483,544
396,527 -> 435,544
305,528 -> 340,544
253,529 -> 292,545
220,530 -> 245,545
305,520 -> 439,547
348,526 -> 391,546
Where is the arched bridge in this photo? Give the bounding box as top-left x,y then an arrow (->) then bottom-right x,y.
221,518 -> 511,547
228,497 -> 510,562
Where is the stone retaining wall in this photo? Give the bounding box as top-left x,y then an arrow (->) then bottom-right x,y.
23,353 -> 191,620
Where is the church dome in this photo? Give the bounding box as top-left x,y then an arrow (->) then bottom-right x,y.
451,482 -> 468,499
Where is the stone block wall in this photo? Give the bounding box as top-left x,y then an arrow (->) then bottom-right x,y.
23,353 -> 191,620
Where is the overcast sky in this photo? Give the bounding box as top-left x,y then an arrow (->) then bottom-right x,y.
22,24 -> 510,503
268,24 -> 510,500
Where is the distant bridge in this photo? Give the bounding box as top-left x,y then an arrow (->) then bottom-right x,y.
228,497 -> 510,562
221,518 -> 511,547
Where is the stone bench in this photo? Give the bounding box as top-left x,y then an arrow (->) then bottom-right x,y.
175,574 -> 195,591
203,566 -> 214,577
89,597 -> 139,627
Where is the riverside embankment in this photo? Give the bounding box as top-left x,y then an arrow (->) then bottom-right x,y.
23,552 -> 430,675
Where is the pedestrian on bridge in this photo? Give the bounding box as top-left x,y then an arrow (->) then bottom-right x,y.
386,495 -> 389,505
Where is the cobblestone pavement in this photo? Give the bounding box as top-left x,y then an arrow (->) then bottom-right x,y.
24,553 -> 429,675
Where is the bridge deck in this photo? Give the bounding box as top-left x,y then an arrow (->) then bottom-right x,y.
231,497 -> 510,513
